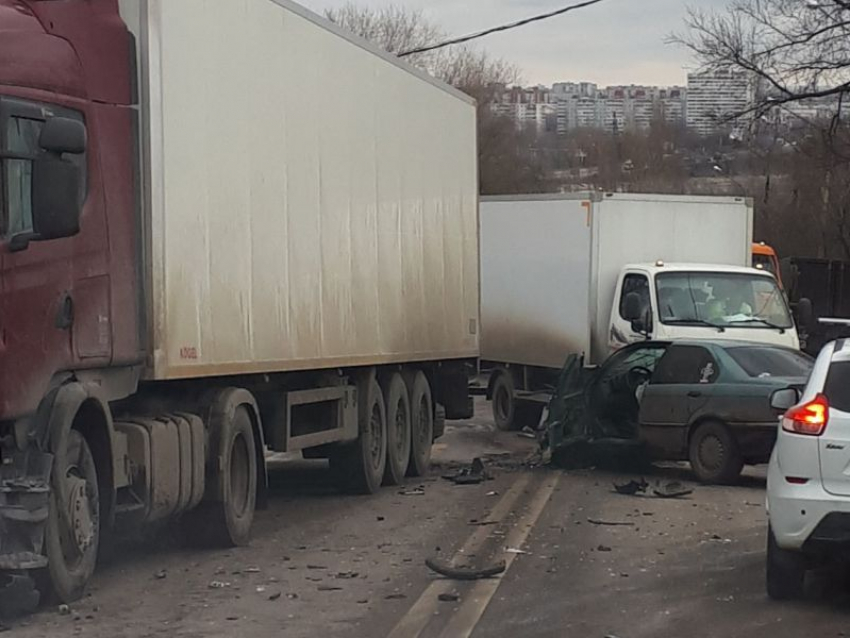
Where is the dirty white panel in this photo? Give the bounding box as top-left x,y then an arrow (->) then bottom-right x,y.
136,0 -> 479,379
480,197 -> 593,369
591,194 -> 752,360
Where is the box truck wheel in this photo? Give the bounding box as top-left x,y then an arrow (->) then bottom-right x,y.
492,372 -> 516,431
42,429 -> 100,603
330,376 -> 387,494
405,371 -> 434,477
382,373 -> 412,485
182,406 -> 257,546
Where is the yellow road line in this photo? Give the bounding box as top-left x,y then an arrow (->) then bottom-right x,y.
438,473 -> 561,638
386,473 -> 533,638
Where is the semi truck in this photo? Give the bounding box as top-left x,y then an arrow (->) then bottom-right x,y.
480,193 -> 799,431
0,0 -> 479,604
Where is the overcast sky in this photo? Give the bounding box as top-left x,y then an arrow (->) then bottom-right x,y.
299,0 -> 730,87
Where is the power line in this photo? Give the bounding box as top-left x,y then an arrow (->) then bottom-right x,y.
398,0 -> 607,57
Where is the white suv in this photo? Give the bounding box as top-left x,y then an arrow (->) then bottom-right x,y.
766,338 -> 850,599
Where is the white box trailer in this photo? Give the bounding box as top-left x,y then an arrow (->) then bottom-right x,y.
120,0 -> 480,379
480,193 -> 798,430
0,0 -> 479,602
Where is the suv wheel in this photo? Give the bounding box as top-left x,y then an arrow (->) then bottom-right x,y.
766,525 -> 806,600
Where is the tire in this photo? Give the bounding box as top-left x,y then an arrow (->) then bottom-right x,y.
766,526 -> 806,600
42,429 -> 100,603
491,372 -> 516,431
405,371 -> 434,477
330,376 -> 387,494
382,373 -> 412,486
688,421 -> 744,484
182,406 -> 257,547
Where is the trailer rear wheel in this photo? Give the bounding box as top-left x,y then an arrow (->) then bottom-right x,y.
382,373 -> 411,485
183,406 -> 257,547
405,371 -> 434,477
42,429 -> 100,603
492,372 -> 516,431
330,376 -> 387,494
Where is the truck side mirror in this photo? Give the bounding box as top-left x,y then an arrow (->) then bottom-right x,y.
796,297 -> 814,333
29,117 -> 87,243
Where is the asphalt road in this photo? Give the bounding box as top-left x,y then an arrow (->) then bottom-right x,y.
8,400 -> 850,637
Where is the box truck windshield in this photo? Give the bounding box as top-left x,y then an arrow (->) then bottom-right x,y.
656,271 -> 791,330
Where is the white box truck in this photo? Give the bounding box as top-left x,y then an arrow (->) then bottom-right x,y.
0,0 -> 478,603
480,193 -> 799,430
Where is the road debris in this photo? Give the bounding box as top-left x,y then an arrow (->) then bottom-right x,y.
438,592 -> 460,602
245,567 -> 261,573
317,585 -> 343,592
268,592 -> 282,601
335,571 -> 359,579
208,581 -> 231,589
651,481 -> 694,499
58,604 -> 71,616
517,427 -> 537,440
613,478 -> 649,495
469,520 -> 499,527
597,545 -> 612,552
486,491 -> 499,497
505,547 -> 529,555
385,593 -> 407,600
398,487 -> 426,496
306,564 -> 328,570
425,557 -> 507,580
154,570 -> 167,580
442,458 -> 489,485
587,518 -> 635,527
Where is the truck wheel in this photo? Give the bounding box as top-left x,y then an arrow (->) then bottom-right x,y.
42,429 -> 100,603
330,376 -> 387,494
688,421 -> 743,484
766,526 -> 806,600
405,371 -> 434,477
183,406 -> 257,547
492,372 -> 516,431
382,373 -> 411,485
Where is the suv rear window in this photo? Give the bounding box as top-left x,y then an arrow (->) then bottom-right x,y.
825,361 -> 850,412
727,347 -> 813,378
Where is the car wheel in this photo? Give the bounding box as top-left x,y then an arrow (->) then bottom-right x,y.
766,526 -> 806,600
688,421 -> 743,484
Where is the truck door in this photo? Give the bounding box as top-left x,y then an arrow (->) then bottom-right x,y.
610,272 -> 653,349
0,98 -> 108,417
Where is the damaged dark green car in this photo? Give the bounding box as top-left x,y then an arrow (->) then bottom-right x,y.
545,340 -> 813,484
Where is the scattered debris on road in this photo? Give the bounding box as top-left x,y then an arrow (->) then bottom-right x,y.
58,605 -> 71,616
398,487 -> 426,496
268,592 -> 282,601
154,570 -> 167,580
385,593 -> 407,600
442,457 -> 489,485
469,520 -> 499,526
438,592 -> 460,602
505,547 -> 529,555
613,478 -> 649,495
335,571 -> 359,579
317,585 -> 343,592
245,567 -> 261,573
652,480 -> 694,499
425,557 -> 507,580
597,545 -> 612,552
208,581 -> 231,589
587,518 -> 635,527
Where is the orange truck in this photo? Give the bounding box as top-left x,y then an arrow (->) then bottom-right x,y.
752,242 -> 783,289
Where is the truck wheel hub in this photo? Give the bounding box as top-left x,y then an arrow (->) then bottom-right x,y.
67,475 -> 95,552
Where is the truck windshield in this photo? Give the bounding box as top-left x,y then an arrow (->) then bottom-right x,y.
656,272 -> 793,330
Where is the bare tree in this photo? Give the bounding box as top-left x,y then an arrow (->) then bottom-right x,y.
326,3 -> 544,194
677,0 -> 850,119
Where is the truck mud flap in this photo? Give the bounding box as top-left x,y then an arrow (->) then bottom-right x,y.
0,450 -> 52,572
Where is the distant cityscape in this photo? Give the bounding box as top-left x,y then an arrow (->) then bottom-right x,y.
491,69 -> 845,137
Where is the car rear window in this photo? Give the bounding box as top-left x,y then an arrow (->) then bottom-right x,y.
727,347 -> 813,378
825,361 -> 850,412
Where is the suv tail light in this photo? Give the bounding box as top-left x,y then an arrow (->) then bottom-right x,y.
782,394 -> 829,436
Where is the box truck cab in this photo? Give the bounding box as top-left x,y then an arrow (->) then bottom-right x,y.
612,263 -> 798,351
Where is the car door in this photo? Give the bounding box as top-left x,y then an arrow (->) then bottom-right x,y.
640,345 -> 719,457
